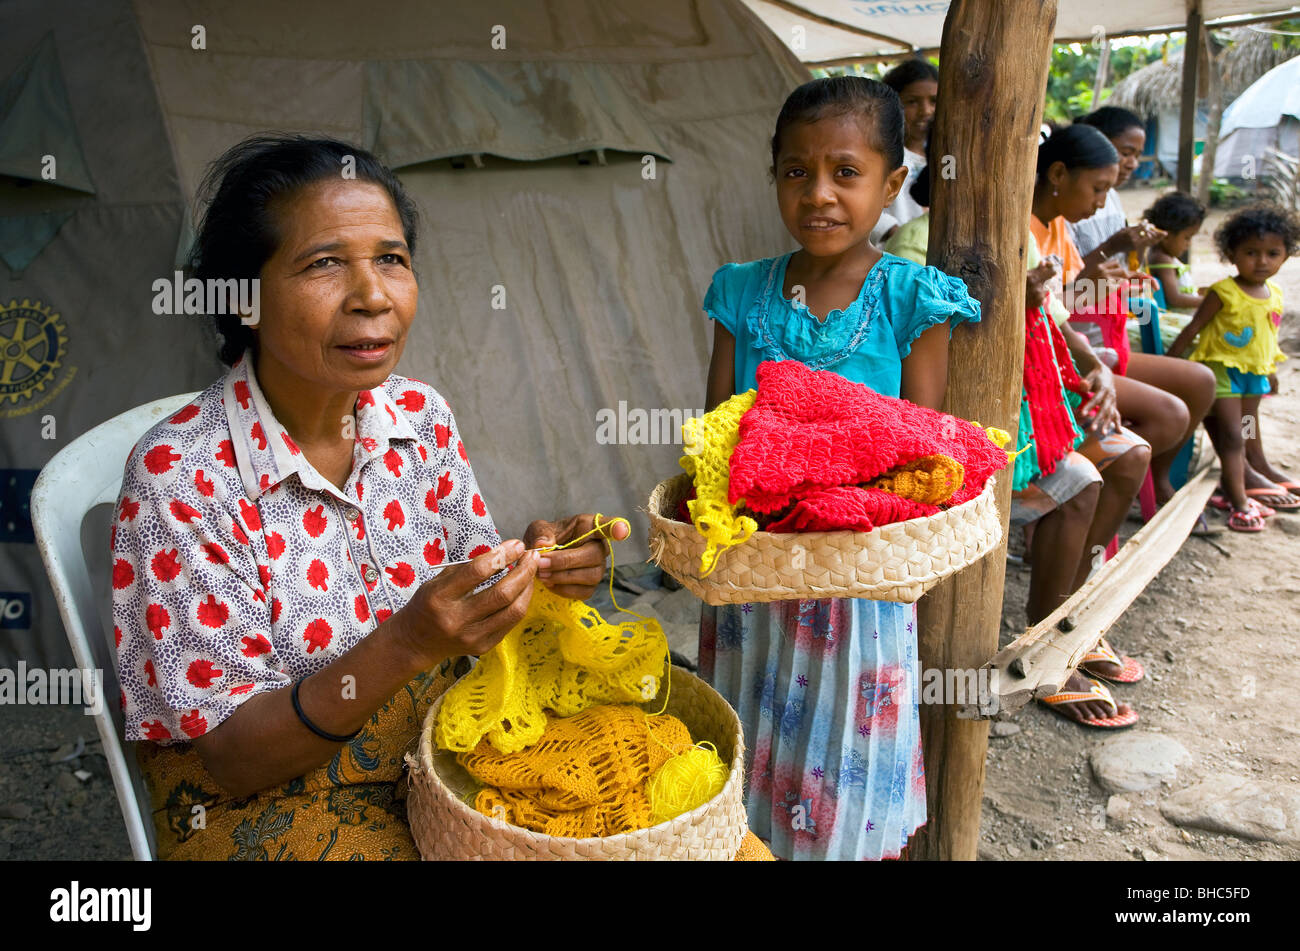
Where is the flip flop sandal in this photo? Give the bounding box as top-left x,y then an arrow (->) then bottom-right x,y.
1208,492 -> 1231,512
1275,480 -> 1300,494
1039,678 -> 1139,730
1080,637 -> 1145,683
1228,506 -> 1267,533
1245,488 -> 1300,511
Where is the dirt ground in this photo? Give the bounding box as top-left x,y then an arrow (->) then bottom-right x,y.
979,185 -> 1300,862
2,185 -> 1295,863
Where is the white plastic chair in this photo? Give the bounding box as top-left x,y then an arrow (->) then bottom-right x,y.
31,392 -> 200,861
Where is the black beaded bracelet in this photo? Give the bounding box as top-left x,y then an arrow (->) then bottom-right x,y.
291,678 -> 361,743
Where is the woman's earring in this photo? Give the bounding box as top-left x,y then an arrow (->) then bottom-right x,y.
1052,187 -> 1058,196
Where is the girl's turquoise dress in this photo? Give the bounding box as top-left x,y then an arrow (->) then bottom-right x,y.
698,250 -> 980,860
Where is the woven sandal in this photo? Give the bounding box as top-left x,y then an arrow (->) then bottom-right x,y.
1039,678 -> 1139,730
1080,637 -> 1145,684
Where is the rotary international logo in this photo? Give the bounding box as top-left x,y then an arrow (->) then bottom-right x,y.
0,298 -> 76,418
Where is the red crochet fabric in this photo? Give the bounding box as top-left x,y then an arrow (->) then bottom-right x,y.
1024,305 -> 1089,477
1070,280 -> 1133,375
730,361 -> 1008,515
765,485 -> 939,533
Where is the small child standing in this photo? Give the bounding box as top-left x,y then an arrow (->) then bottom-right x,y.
697,76 -> 981,860
1170,203 -> 1300,530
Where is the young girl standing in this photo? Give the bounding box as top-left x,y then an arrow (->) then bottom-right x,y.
697,77 -> 981,860
1170,203 -> 1300,530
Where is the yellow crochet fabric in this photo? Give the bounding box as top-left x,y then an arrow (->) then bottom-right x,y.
867,454 -> 965,505
434,582 -> 669,754
680,390 -> 758,575
461,705 -> 692,837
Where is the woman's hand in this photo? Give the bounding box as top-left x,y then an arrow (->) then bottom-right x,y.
1075,256 -> 1128,295
525,514 -> 630,600
1102,222 -> 1166,256
1026,260 -> 1056,311
392,540 -> 539,666
1077,355 -> 1121,435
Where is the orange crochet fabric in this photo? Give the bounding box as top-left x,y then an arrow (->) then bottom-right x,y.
460,705 -> 692,838
731,361 -> 1008,516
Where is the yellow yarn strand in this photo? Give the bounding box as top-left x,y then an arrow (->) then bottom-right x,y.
646,741 -> 728,824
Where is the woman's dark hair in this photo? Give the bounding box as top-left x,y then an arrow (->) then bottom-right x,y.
1036,123 -> 1119,182
771,77 -> 905,173
1215,202 -> 1300,258
1143,191 -> 1206,234
881,58 -> 939,94
1077,106 -> 1145,140
190,134 -> 420,365
909,163 -> 931,208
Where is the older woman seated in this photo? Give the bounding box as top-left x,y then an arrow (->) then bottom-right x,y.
109,136 -> 631,860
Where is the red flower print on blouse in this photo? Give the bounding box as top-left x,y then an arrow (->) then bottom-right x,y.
437,471 -> 454,499
239,498 -> 261,532
306,559 -> 329,591
265,531 -> 286,559
434,423 -> 450,448
169,404 -> 200,424
111,558 -> 135,590
152,549 -> 182,581
234,379 -> 251,409
196,594 -> 229,629
194,470 -> 215,497
354,595 -> 370,622
281,431 -> 300,455
118,497 -> 139,521
169,500 -> 202,524
144,444 -> 182,475
144,658 -> 156,687
303,505 -> 328,538
180,710 -> 208,738
424,539 -> 444,566
383,499 -> 405,531
146,604 -> 171,639
396,389 -> 425,412
386,562 -> 415,588
215,439 -> 237,468
186,659 -> 223,689
141,721 -> 172,741
303,618 -> 333,653
240,633 -> 272,658
471,494 -> 486,517
384,448 -> 404,477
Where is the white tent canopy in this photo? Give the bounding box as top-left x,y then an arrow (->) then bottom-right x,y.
1215,54 -> 1300,176
744,1 -> 1300,63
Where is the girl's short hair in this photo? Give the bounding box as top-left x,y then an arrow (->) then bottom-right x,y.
1215,202 -> 1300,258
1036,123 -> 1119,181
1077,106 -> 1145,140
1143,191 -> 1206,234
881,58 -> 940,95
190,134 -> 420,366
771,77 -> 905,173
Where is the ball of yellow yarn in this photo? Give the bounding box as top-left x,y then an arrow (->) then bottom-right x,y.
646,744 -> 728,824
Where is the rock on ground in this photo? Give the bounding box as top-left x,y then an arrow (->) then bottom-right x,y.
1161,773 -> 1300,848
1089,733 -> 1191,793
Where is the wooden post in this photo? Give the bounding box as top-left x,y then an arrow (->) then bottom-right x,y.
1177,1 -> 1203,193
1197,30 -> 1224,208
906,0 -> 1056,862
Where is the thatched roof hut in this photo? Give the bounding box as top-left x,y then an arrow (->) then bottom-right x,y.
1109,28 -> 1299,117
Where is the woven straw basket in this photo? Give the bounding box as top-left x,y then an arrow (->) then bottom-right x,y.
648,472 -> 1002,604
405,666 -> 748,860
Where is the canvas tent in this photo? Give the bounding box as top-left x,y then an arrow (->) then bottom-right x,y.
1214,54 -> 1300,177
741,0 -> 1300,64
0,0 -> 809,668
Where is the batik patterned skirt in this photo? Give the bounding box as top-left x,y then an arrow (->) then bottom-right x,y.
700,597 -> 927,860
